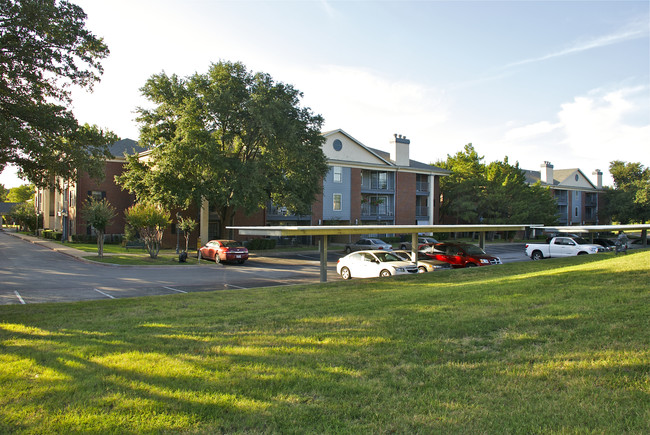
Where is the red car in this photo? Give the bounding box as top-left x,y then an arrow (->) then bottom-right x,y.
199,240 -> 249,264
422,242 -> 501,268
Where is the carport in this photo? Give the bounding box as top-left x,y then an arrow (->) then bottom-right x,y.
228,224 -> 528,282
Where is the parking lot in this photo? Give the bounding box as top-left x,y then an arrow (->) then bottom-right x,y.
0,230 -> 529,305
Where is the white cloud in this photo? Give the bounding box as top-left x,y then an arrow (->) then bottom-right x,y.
287,65 -> 449,151
497,86 -> 650,186
503,19 -> 649,70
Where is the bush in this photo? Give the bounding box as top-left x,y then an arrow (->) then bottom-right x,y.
42,230 -> 62,241
246,238 -> 276,250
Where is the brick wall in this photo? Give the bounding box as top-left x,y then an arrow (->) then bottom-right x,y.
395,172 -> 416,225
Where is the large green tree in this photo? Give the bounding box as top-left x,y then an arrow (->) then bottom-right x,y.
117,61 -> 329,237
0,0 -> 116,187
602,161 -> 650,223
6,184 -> 34,203
436,144 -> 558,226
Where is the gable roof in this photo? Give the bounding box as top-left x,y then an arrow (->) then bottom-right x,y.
322,129 -> 450,175
0,202 -> 20,215
109,139 -> 146,158
523,168 -> 598,190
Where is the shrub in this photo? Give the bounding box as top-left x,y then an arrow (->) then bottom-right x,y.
246,238 -> 276,250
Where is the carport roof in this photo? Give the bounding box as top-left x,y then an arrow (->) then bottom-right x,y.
228,224 -> 529,236
541,224 -> 650,234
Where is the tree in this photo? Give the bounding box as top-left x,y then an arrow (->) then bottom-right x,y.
436,144 -> 486,224
436,145 -> 558,229
124,203 -> 171,259
81,197 -> 115,258
0,1 -> 117,187
177,215 -> 197,252
602,161 -> 650,223
6,184 -> 34,203
0,184 -> 8,201
8,201 -> 36,231
117,61 -> 329,238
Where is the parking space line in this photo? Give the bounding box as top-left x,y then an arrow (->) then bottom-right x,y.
94,289 -> 115,299
14,291 -> 26,304
225,284 -> 247,289
163,286 -> 187,293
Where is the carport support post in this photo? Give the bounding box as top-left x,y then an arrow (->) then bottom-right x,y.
479,232 -> 486,250
319,235 -> 328,283
411,233 -> 418,268
643,229 -> 648,248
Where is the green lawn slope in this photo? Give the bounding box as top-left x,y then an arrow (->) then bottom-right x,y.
1,251 -> 648,433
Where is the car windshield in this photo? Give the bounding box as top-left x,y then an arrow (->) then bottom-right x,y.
463,245 -> 486,255
368,239 -> 385,245
374,252 -> 401,262
222,241 -> 242,248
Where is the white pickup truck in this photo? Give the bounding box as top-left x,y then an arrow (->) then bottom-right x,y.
525,236 -> 603,260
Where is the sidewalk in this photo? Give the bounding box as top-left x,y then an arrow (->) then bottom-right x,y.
2,228 -> 90,261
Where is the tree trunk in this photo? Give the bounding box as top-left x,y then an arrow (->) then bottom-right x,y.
97,231 -> 104,258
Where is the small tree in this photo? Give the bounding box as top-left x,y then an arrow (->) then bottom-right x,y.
82,198 -> 116,258
9,202 -> 37,231
124,203 -> 171,259
177,216 -> 198,252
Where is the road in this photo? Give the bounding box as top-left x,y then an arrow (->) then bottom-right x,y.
0,230 -> 529,305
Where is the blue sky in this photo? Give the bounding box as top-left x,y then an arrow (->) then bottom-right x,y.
2,0 -> 648,188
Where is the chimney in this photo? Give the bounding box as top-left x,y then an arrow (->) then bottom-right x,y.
540,161 -> 554,184
390,134 -> 410,166
592,169 -> 603,189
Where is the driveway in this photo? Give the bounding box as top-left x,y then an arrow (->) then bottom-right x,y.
0,230 -> 334,305
0,230 -> 530,305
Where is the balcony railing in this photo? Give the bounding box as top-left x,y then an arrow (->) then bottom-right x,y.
416,206 -> 429,217
416,181 -> 429,192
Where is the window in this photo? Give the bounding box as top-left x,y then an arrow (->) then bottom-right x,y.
333,193 -> 342,211
89,190 -> 105,201
575,207 -> 578,217
333,166 -> 342,183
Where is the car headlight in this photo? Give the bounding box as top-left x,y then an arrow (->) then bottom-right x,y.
395,267 -> 405,272
480,259 -> 489,264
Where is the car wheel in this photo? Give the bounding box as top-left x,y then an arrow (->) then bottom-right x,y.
465,262 -> 477,267
418,266 -> 427,273
345,247 -> 352,254
531,251 -> 543,261
380,269 -> 391,277
340,267 -> 351,280
400,244 -> 407,250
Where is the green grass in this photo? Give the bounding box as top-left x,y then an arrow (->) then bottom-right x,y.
1,251 -> 648,433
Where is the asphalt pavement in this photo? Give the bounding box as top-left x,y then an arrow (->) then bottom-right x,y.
0,228 -> 530,305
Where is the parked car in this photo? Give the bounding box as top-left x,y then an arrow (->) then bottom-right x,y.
199,240 -> 249,264
424,242 -> 502,268
344,238 -> 393,253
337,250 -> 418,279
392,250 -> 452,273
398,236 -> 439,250
525,236 -> 602,260
593,238 -> 616,251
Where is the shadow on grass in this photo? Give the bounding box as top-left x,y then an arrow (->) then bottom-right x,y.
0,251 -> 648,433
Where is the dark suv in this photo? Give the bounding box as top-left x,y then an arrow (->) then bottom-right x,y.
422,242 -> 502,268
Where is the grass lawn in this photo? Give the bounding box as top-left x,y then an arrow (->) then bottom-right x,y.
1,251 -> 648,433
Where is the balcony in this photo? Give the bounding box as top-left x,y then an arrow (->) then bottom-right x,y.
416,205 -> 429,218
416,181 -> 429,193
267,203 -> 310,221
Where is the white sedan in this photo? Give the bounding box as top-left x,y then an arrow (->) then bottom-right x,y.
337,250 -> 418,280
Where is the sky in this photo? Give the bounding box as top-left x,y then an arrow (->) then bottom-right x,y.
2,0 -> 649,189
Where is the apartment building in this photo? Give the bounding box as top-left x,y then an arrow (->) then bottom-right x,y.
523,161 -> 603,225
